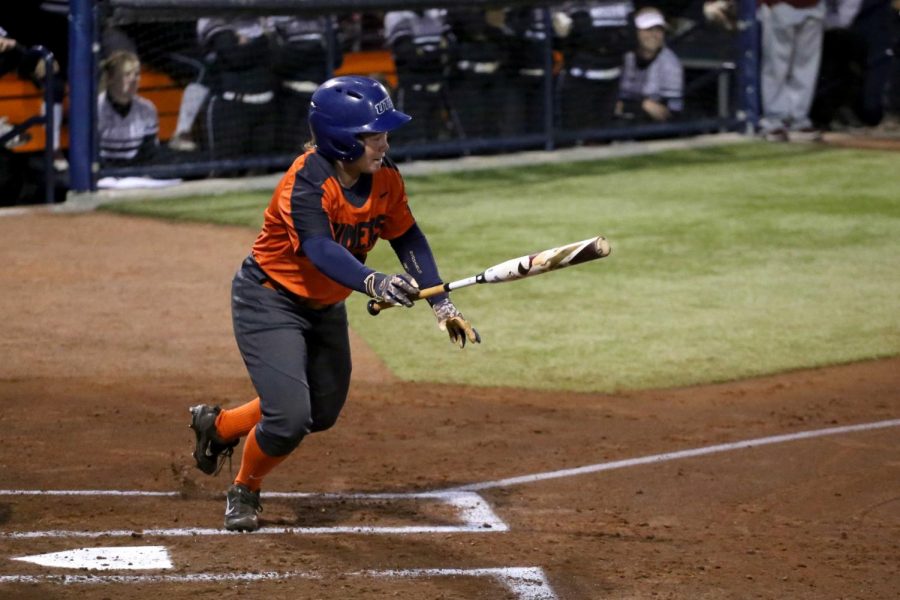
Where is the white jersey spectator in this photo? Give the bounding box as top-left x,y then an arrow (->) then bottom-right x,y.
755,0 -> 826,141
616,7 -> 684,123
97,50 -> 160,165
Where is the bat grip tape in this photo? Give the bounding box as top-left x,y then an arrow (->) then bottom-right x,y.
366,282 -> 450,316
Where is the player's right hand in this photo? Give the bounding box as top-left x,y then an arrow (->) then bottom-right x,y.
364,272 -> 419,307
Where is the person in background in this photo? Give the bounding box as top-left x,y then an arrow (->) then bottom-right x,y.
445,7 -> 508,139
0,26 -> 23,74
500,6 -> 557,137
810,0 -> 895,131
96,50 -> 160,166
555,1 -> 635,134
0,26 -> 34,99
269,15 -> 342,155
881,0 -> 900,131
703,0 -> 738,30
167,68 -> 210,152
131,19 -> 216,154
199,17 -> 276,160
615,7 -> 684,123
0,23 -> 66,168
383,9 -> 458,144
187,76 -> 479,532
755,0 -> 826,141
1,26 -> 31,150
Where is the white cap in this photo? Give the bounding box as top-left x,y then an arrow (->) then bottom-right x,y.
635,8 -> 667,30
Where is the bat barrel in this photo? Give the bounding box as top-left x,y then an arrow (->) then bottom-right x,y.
367,235 -> 610,316
481,235 -> 609,284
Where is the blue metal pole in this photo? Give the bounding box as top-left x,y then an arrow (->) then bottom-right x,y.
736,0 -> 760,133
68,0 -> 97,192
541,7 -> 555,151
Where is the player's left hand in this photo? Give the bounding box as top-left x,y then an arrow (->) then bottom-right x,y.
432,298 -> 480,349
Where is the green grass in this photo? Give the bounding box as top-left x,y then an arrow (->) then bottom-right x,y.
103,142 -> 900,392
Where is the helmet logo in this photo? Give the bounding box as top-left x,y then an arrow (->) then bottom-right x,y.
374,97 -> 393,115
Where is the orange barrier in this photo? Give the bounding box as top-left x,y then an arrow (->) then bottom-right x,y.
335,50 -> 398,88
335,49 -> 564,84
0,73 -> 66,152
135,69 -> 181,141
0,68 -> 182,153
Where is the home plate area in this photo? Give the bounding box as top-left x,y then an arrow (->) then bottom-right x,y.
0,489 -> 558,599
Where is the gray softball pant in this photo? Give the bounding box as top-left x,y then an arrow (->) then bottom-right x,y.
231,255 -> 352,457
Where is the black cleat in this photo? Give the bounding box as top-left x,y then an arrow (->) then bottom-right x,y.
189,404 -> 238,476
224,484 -> 262,532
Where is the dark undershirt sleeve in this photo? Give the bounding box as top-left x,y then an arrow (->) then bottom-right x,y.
389,223 -> 448,305
290,155 -> 376,293
301,235 -> 374,294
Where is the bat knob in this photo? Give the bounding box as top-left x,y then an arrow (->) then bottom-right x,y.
366,299 -> 382,316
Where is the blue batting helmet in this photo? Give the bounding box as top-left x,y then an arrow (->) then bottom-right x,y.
308,76 -> 411,161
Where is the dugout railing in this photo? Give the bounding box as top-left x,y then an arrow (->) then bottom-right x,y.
0,46 -> 58,204
67,0 -> 761,194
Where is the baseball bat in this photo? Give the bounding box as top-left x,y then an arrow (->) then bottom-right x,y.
367,235 -> 611,315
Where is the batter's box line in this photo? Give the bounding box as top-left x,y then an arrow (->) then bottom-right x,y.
0,566 -> 557,599
0,491 -> 508,539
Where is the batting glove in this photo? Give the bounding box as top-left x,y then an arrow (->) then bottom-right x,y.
432,298 -> 481,349
364,272 -> 419,307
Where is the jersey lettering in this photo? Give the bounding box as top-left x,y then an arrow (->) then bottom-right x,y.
333,215 -> 387,253
252,151 -> 415,305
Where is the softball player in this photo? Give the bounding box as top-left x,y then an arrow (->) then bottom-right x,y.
189,75 -> 479,532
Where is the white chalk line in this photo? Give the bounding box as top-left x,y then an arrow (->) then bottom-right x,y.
0,571 -> 317,585
1,420 -> 893,598
4,419 -> 894,504
442,418 -> 900,492
0,567 -> 558,599
365,567 -> 557,600
0,491 -> 507,539
2,419 -> 896,540
0,490 -> 179,497
2,525 -> 500,540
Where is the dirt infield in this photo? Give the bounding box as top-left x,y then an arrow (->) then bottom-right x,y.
821,131 -> 900,152
1,212 -> 898,599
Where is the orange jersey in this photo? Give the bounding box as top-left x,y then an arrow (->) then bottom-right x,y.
252,150 -> 415,305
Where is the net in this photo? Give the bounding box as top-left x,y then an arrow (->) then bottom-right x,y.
91,0 -> 739,179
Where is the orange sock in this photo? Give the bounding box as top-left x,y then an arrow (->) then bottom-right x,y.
216,397 -> 262,441
234,426 -> 288,492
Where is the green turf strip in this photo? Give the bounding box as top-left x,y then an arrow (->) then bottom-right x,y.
103,142 -> 900,392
